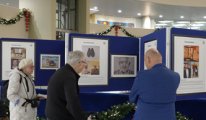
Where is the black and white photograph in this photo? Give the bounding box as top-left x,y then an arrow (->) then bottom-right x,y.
111,55 -> 137,77
11,47 -> 26,69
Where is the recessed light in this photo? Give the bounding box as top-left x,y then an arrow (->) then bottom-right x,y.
118,10 -> 122,13
90,6 -> 99,12
94,6 -> 98,10
137,13 -> 141,16
156,23 -> 167,26
190,26 -> 200,29
191,24 -> 204,27
180,16 -> 184,19
176,21 -> 190,24
203,16 -> 206,19
90,8 -> 99,12
173,24 -> 186,27
159,15 -> 163,18
194,21 -> 206,24
158,20 -> 173,23
6,3 -> 10,5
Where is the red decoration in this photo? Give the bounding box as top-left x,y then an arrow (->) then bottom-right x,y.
114,26 -> 120,36
22,8 -> 31,32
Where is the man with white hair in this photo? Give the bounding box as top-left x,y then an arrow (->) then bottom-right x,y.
129,48 -> 180,120
46,51 -> 88,120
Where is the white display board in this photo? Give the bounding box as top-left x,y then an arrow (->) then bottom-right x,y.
173,36 -> 206,94
72,37 -> 108,86
144,40 -> 157,69
1,41 -> 35,80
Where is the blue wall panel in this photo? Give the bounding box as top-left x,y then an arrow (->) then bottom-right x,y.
140,28 -> 167,70
0,38 -> 65,86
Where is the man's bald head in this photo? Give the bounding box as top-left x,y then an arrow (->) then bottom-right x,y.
145,48 -> 162,69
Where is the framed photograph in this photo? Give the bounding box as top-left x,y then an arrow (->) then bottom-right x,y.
72,37 -> 108,86
1,41 -> 35,80
40,54 -> 61,70
183,45 -> 199,79
111,55 -> 137,77
172,36 -> 206,94
144,40 -> 157,69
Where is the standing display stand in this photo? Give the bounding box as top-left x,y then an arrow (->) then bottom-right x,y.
1,28 -> 206,119
140,28 -> 206,120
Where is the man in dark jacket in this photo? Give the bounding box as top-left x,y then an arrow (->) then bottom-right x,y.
130,49 -> 180,120
46,51 -> 88,120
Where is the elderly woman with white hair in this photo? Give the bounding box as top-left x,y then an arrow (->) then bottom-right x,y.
7,58 -> 39,120
46,50 -> 89,120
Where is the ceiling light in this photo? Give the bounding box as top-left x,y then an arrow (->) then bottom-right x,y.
203,16 -> 206,19
137,13 -> 141,16
190,26 -> 200,29
156,23 -> 167,26
193,21 -> 206,24
190,24 -> 204,27
159,15 -> 163,18
176,21 -> 190,24
180,16 -> 184,19
158,20 -> 173,23
6,3 -> 10,5
94,6 -> 98,10
90,6 -> 99,12
118,10 -> 122,13
173,24 -> 186,27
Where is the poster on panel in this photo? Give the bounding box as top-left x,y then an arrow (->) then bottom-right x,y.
72,37 -> 108,85
173,36 -> 206,94
2,41 -> 35,80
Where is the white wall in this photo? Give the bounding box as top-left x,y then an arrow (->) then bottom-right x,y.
19,0 -> 56,40
0,5 -> 28,38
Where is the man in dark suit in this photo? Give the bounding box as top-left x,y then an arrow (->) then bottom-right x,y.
130,49 -> 180,120
46,51 -> 88,120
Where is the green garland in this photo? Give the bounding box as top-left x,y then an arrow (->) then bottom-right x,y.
91,102 -> 135,120
96,25 -> 138,38
0,8 -> 30,25
91,102 -> 191,120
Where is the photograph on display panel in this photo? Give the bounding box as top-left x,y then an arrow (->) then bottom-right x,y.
11,47 -> 26,69
82,46 -> 100,75
1,41 -> 35,80
183,46 -> 199,78
40,54 -> 61,70
72,37 -> 108,85
111,55 -> 137,77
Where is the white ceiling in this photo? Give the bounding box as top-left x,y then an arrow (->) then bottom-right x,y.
1,0 -> 206,23
90,0 -> 206,21
139,0 -> 206,7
